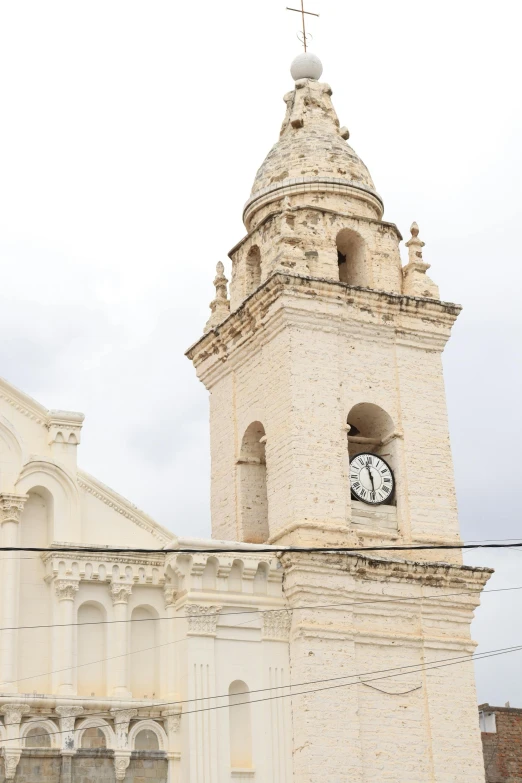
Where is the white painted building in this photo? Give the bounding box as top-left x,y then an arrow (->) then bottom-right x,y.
0,53 -> 491,782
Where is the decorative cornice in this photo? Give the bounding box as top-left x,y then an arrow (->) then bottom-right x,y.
48,410 -> 85,446
185,604 -> 222,636
186,272 -> 461,383
77,470 -> 172,544
243,176 -> 384,228
0,494 -> 27,524
279,550 -> 493,592
0,378 -> 48,426
54,578 -> 80,601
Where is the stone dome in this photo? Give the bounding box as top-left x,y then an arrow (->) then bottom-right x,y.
244,77 -> 383,228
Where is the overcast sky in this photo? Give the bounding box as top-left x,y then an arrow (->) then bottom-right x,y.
1,0 -> 521,707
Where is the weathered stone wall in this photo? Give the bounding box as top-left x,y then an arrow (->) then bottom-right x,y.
0,751 -> 61,783
196,274 -> 462,555
283,551 -> 490,783
127,752 -> 167,783
72,751 -> 114,783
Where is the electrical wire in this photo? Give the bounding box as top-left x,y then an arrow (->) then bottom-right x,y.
0,540 -> 521,554
2,584 -> 521,634
4,584 -> 522,687
2,643 -> 522,746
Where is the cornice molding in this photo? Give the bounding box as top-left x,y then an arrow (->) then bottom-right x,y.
279,550 -> 492,592
77,470 -> 172,544
187,273 -> 461,384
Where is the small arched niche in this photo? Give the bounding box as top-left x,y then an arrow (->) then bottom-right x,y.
246,246 -> 262,294
347,402 -> 397,504
135,729 -> 160,751
229,680 -> 253,770
81,727 -> 107,750
337,228 -> 366,287
24,725 -> 52,749
238,422 -> 269,543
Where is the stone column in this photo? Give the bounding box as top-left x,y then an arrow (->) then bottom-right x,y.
163,709 -> 181,783
163,585 -> 177,698
0,703 -> 30,781
109,583 -> 133,697
110,708 -> 137,781
0,495 -> 27,692
55,705 -> 84,783
54,578 -> 80,695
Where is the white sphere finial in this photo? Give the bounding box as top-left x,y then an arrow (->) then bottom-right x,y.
290,52 -> 323,81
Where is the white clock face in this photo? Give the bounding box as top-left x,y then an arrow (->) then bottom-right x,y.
350,453 -> 394,505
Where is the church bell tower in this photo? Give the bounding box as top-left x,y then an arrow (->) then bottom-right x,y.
188,53 -> 461,559
187,53 -> 491,783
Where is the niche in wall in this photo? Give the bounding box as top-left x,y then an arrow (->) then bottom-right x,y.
337,228 -> 366,287
246,245 -> 262,295
347,402 -> 397,506
229,680 -> 253,769
238,422 -> 269,543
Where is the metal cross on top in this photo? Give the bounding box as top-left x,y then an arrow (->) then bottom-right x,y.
286,0 -> 319,52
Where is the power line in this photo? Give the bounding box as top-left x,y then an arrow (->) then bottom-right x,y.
4,584 -> 522,688
1,540 -> 522,555
3,643 -> 522,746
3,584 -> 522,634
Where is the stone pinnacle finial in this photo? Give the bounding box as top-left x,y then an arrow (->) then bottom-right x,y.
405,221 -> 425,264
403,221 -> 440,299
205,262 -> 230,332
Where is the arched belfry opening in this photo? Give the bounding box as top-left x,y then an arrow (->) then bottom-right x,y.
337,228 -> 366,286
347,402 -> 397,504
246,245 -> 261,295
238,421 -> 269,543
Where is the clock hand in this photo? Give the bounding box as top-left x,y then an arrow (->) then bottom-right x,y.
367,465 -> 375,492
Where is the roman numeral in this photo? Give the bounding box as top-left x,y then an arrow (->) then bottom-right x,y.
383,477 -> 391,484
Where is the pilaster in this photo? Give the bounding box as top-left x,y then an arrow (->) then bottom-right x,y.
109,582 -> 133,697
53,578 -> 80,695
184,603 -> 220,783
0,494 -> 27,693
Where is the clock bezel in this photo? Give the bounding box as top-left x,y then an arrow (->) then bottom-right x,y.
349,452 -> 395,506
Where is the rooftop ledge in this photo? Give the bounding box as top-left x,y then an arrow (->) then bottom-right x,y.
186,271 -> 462,359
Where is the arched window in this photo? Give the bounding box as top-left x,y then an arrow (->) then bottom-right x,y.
238,422 -> 269,543
337,228 -> 366,286
135,729 -> 160,751
130,606 -> 159,698
25,725 -> 51,748
77,602 -> 106,696
347,402 -> 397,504
229,680 -> 253,769
81,727 -> 107,749
246,246 -> 261,294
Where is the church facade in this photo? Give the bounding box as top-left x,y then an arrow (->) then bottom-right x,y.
0,54 -> 490,782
